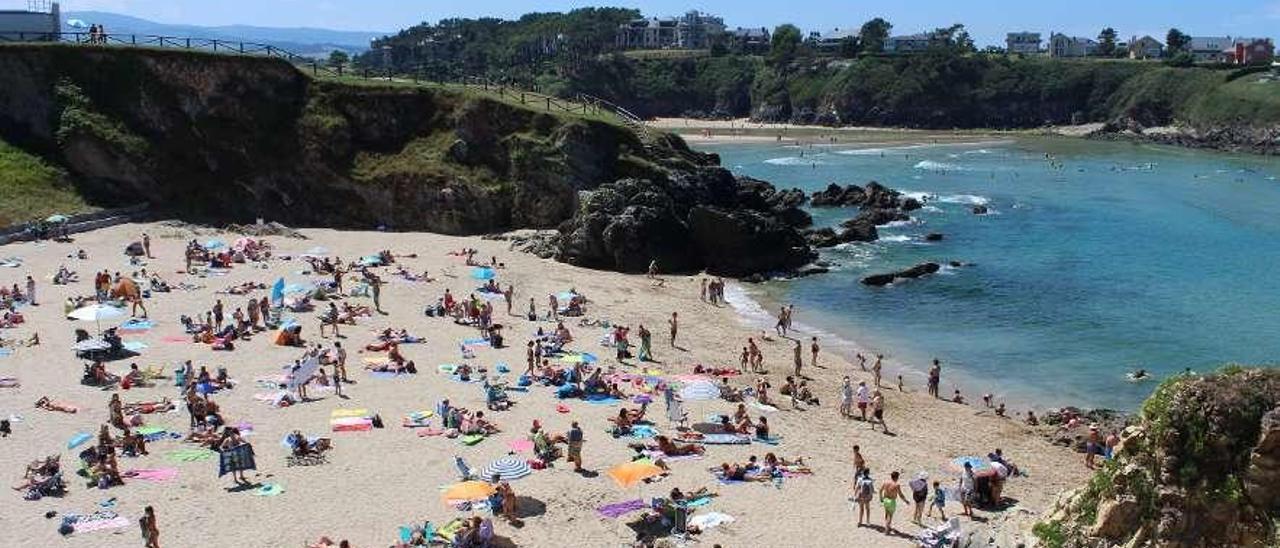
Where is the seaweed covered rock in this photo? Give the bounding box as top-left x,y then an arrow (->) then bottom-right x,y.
1039,367 -> 1280,548
556,168 -> 815,276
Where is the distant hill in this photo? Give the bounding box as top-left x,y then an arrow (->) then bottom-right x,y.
64,11 -> 387,57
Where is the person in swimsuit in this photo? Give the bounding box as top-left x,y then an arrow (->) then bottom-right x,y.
879,471 -> 910,536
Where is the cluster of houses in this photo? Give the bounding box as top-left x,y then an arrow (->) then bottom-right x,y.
1035,32 -> 1274,64
613,11 -> 1274,65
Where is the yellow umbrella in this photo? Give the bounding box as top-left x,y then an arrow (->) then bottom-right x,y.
607,461 -> 664,489
441,480 -> 496,503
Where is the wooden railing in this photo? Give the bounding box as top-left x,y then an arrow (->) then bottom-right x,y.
0,31 -> 312,62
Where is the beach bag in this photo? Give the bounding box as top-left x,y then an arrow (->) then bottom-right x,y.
857,478 -> 874,501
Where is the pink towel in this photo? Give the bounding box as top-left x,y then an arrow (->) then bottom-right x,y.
124,468 -> 178,482
416,428 -> 444,437
161,335 -> 188,343
508,439 -> 534,453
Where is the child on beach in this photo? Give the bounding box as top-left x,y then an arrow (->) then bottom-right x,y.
928,480 -> 947,520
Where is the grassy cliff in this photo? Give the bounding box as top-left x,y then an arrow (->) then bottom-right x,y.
0,44 -> 700,230
555,54 -> 1280,135
0,137 -> 92,225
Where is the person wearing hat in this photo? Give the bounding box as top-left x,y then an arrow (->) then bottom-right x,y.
909,472 -> 929,525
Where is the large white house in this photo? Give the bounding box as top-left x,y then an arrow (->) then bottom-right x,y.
1006,32 -> 1041,55
1186,36 -> 1231,62
615,11 -> 725,50
1048,33 -> 1098,58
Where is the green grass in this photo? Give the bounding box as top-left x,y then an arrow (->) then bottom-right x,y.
621,49 -> 710,60
1185,74 -> 1280,127
0,139 -> 93,226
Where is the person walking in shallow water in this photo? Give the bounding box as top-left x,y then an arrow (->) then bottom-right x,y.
668,312 -> 678,348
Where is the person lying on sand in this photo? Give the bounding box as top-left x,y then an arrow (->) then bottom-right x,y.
35,396 -> 77,413
655,435 -> 704,456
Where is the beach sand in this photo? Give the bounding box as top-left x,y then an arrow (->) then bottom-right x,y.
649,117 -> 1014,147
0,222 -> 1087,547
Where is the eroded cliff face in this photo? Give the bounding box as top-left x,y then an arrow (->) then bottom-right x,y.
0,45 -> 814,276
0,46 -> 677,230
1038,368 -> 1280,548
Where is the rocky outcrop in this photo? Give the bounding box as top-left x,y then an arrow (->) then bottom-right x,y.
557,169 -> 816,276
860,262 -> 940,286
805,182 -> 920,247
1040,368 -> 1280,548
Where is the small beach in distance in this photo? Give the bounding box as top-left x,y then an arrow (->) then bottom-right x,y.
683,129 -> 1280,410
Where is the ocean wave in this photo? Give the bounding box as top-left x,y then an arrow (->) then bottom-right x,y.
913,160 -> 970,172
963,149 -> 995,155
836,144 -> 928,156
921,205 -> 943,213
764,156 -> 827,166
878,235 -> 913,243
879,218 -> 921,229
898,190 -> 991,206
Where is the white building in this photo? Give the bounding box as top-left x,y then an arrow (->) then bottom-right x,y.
887,33 -> 933,53
0,1 -> 59,42
1186,36 -> 1231,63
615,11 -> 725,50
1048,33 -> 1097,58
1006,32 -> 1041,55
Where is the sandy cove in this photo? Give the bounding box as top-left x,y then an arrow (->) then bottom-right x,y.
0,222 -> 1087,547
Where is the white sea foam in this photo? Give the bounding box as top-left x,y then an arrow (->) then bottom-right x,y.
879,235 -> 913,243
913,160 -> 969,172
899,190 -> 991,206
921,205 -> 943,213
764,156 -> 827,166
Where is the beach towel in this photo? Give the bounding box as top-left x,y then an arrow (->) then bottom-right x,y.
67,431 -> 92,449
629,425 -> 658,439
437,364 -> 457,374
690,433 -> 751,445
161,335 -> 188,344
402,410 -> 435,427
122,468 -> 178,482
416,428 -> 445,437
166,448 -> 217,462
643,450 -> 702,462
122,341 -> 148,353
584,395 -> 621,406
118,318 -> 155,332
461,434 -> 485,446
0,348 -> 12,358
686,496 -> 714,508
753,435 -> 783,445
688,512 -> 735,530
750,401 -> 779,413
597,499 -> 646,518
73,516 -> 131,534
331,418 -> 373,432
508,439 -> 534,453
330,408 -> 370,419
0,376 -> 19,387
218,444 -> 257,477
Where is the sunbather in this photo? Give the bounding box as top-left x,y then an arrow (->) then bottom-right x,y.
655,435 -> 704,456
35,396 -> 77,413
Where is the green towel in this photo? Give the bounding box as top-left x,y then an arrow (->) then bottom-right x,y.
461,434 -> 485,446
166,448 -> 216,462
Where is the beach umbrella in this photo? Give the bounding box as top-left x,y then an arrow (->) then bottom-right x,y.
471,267 -> 495,280
945,456 -> 992,475
607,461 -> 663,489
678,380 -> 720,402
479,457 -> 532,481
69,303 -> 125,333
203,239 -> 225,250
441,480 -> 496,504
66,19 -> 88,29
45,214 -> 69,223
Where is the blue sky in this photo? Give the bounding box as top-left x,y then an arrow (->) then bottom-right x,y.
39,0 -> 1280,45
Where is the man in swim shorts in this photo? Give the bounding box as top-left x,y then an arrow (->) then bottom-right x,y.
879,471 -> 910,536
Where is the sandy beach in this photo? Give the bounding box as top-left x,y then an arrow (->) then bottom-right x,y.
0,222 -> 1088,547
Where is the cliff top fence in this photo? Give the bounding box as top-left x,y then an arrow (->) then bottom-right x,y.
0,31 -> 653,137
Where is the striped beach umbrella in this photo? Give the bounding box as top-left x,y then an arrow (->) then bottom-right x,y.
679,380 -> 721,401
479,457 -> 532,481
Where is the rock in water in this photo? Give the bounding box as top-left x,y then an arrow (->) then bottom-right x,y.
925,233 -> 944,241
972,205 -> 990,215
860,262 -> 940,286
556,169 -> 815,277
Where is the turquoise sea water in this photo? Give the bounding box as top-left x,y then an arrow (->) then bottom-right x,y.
702,136 -> 1280,410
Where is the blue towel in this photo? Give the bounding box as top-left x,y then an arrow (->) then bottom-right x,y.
218,444 -> 257,476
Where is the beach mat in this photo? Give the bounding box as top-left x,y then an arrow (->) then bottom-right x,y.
597,499 -> 646,518
690,433 -> 750,445
123,468 -> 178,482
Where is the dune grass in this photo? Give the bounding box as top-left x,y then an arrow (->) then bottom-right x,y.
0,139 -> 93,226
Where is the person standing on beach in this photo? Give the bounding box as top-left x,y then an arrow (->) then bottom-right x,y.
143,233 -> 152,259
853,445 -> 866,477
567,421 -> 584,473
637,324 -> 652,362
870,390 -> 888,433
959,462 -> 976,517
810,337 -> 819,368
699,278 -> 707,302
856,381 -> 870,421
504,284 -> 514,315
792,340 -> 803,377
212,300 -> 224,330
928,359 -> 941,398
370,276 -> 383,313
25,275 -> 36,306
839,377 -> 853,418
872,354 -> 883,388
140,505 -> 159,548
880,471 -> 910,536
854,468 -> 874,527
1085,425 -> 1101,469
774,306 -> 788,336
785,304 -> 795,333
668,312 -> 678,348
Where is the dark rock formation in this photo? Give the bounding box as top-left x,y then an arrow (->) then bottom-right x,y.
925,233 -> 944,241
1042,368 -> 1280,548
556,169 -> 816,276
860,262 -> 940,286
810,183 -> 867,207
972,205 -> 990,215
